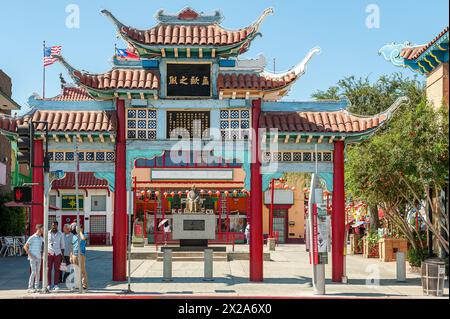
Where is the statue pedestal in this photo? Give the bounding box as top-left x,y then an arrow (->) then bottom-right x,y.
172,214 -> 216,248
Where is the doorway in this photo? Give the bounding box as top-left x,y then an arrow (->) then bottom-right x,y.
273,209 -> 288,244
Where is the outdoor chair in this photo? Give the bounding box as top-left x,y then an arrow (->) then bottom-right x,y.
0,237 -> 15,257
14,236 -> 25,256
0,237 -> 5,256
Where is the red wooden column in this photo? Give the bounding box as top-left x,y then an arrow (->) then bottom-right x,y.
250,98 -> 263,282
113,99 -> 127,281
332,140 -> 345,282
31,139 -> 44,230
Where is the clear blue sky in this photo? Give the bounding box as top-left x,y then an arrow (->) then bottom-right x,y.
1,0 -> 448,115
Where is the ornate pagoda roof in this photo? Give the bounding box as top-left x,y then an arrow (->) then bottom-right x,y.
101,7 -> 273,58
45,85 -> 94,102
19,109 -> 116,134
0,113 -> 16,134
54,55 -> 160,100
52,172 -> 109,189
217,47 -> 321,100
379,26 -> 449,75
400,26 -> 449,60
260,97 -> 408,139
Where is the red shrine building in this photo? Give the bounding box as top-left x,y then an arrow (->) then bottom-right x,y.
19,7 -> 404,282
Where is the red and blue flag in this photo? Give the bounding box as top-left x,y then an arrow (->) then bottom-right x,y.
116,48 -> 140,60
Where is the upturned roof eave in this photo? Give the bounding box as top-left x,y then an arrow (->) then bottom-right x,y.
101,8 -> 273,57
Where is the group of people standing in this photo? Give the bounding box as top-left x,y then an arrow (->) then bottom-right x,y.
23,221 -> 88,293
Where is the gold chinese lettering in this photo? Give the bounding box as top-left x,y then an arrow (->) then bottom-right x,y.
202,76 -> 210,86
179,76 -> 188,85
169,76 -> 177,85
190,76 -> 200,85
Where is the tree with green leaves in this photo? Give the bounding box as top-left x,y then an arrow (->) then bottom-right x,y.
312,73 -> 426,232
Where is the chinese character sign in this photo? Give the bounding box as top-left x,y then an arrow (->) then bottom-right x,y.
166,63 -> 211,97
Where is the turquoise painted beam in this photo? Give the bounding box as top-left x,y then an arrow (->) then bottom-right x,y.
48,141 -> 114,150
262,98 -> 349,112
49,162 -> 115,173
318,173 -> 333,192
261,172 -> 283,191
261,162 -> 333,174
94,172 -> 115,192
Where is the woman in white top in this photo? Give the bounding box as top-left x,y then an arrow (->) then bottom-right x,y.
163,221 -> 171,246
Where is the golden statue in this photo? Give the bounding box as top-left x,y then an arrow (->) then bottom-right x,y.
186,185 -> 201,213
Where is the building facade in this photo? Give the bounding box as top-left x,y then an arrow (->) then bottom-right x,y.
0,69 -> 22,194
380,26 -> 449,109
19,7 -> 402,282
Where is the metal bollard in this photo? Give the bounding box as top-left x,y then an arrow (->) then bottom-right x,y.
313,264 -> 326,295
203,249 -> 214,281
163,249 -> 173,282
396,252 -> 406,282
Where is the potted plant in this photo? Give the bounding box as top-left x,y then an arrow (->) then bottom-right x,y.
363,232 -> 379,258
407,247 -> 427,273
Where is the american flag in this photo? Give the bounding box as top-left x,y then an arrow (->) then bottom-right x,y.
43,46 -> 62,67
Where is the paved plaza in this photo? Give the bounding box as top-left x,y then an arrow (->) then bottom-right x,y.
0,244 -> 448,299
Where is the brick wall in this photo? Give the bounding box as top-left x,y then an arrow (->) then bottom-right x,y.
0,70 -> 13,194
426,62 -> 449,109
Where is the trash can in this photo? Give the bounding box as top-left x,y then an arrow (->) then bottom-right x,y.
421,258 -> 446,297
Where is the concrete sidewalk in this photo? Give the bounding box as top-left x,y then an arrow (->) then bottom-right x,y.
0,244 -> 448,299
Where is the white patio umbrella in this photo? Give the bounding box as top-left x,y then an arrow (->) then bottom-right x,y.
158,219 -> 169,228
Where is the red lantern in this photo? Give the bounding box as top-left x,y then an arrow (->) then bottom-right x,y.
284,184 -> 289,190
233,190 -> 238,196
185,190 -> 189,194
200,189 -> 205,194
291,186 -> 296,191
224,191 -> 229,197
216,191 -> 221,196
208,190 -> 213,196
170,191 -> 175,197
155,191 -> 160,197
178,191 -> 182,196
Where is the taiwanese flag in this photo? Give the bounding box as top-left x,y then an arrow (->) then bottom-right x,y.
116,48 -> 140,60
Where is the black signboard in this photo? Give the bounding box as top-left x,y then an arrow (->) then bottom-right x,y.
166,63 -> 211,97
183,220 -> 205,231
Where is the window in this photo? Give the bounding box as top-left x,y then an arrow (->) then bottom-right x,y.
220,109 -> 250,140
47,151 -> 114,163
262,151 -> 333,163
167,111 -> 210,139
89,215 -> 107,233
127,108 -> 157,140
49,195 -> 57,207
91,195 -> 107,211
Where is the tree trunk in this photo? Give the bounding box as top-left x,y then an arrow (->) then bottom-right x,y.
369,204 -> 380,231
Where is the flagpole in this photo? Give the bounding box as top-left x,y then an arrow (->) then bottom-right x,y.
42,41 -> 46,99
